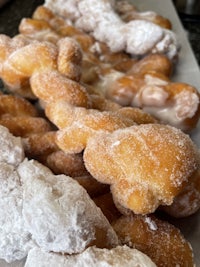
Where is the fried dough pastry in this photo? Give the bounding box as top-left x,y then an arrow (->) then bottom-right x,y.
115,0 -> 172,29
22,130 -> 109,196
112,214 -> 195,267
0,126 -> 35,263
97,70 -> 200,131
84,124 -> 199,214
93,193 -> 122,224
127,53 -> 172,77
45,101 -> 156,153
16,10 -> 200,131
0,35 -> 90,107
22,131 -> 91,178
0,125 -> 119,262
161,169 -> 200,218
22,131 -> 58,160
74,174 -> 110,198
17,159 -> 119,253
45,150 -> 89,177
45,0 -> 179,59
30,70 -> 90,107
20,7 -> 137,70
25,246 -> 156,267
0,114 -> 52,137
0,94 -> 38,117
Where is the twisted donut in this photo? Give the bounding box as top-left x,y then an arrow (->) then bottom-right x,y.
112,214 -> 195,267
0,34 -> 90,107
83,124 -> 199,214
16,9 -> 200,131
44,0 -> 180,60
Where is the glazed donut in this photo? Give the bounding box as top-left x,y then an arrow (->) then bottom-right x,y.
97,70 -> 200,131
84,124 -> 199,214
127,53 -> 172,77
112,214 -> 195,267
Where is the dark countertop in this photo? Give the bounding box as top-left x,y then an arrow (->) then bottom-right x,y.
0,0 -> 200,66
180,14 -> 200,66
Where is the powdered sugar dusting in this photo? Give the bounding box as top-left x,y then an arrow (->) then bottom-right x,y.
0,125 -> 24,166
144,216 -> 158,231
17,159 -> 119,253
25,245 -> 156,267
45,0 -> 179,59
0,126 -> 35,263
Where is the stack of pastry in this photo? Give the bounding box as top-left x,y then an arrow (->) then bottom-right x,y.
0,0 -> 199,266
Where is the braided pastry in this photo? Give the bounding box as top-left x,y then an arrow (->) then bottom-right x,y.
0,2 -> 199,266
12,7 -> 200,131
44,0 -> 180,60
83,124 -> 199,214
94,68 -> 200,132
114,0 -> 172,29
112,214 -> 195,266
0,93 -> 52,137
45,101 -> 157,153
161,169 -> 200,218
0,34 -> 90,107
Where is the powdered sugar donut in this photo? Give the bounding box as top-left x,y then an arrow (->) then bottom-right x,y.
18,159 -> 119,253
25,245 -> 156,267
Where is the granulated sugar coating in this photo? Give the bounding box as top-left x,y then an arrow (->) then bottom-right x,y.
112,214 -> 195,266
84,124 -> 199,214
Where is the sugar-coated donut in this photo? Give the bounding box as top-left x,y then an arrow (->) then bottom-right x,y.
84,124 -> 199,214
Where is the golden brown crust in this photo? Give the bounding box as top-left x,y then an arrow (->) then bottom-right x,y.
45,150 -> 89,177
74,175 -> 110,198
0,114 -> 52,137
0,94 -> 38,117
112,214 -> 194,267
84,124 -> 199,214
93,193 -> 122,223
161,169 -> 200,218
